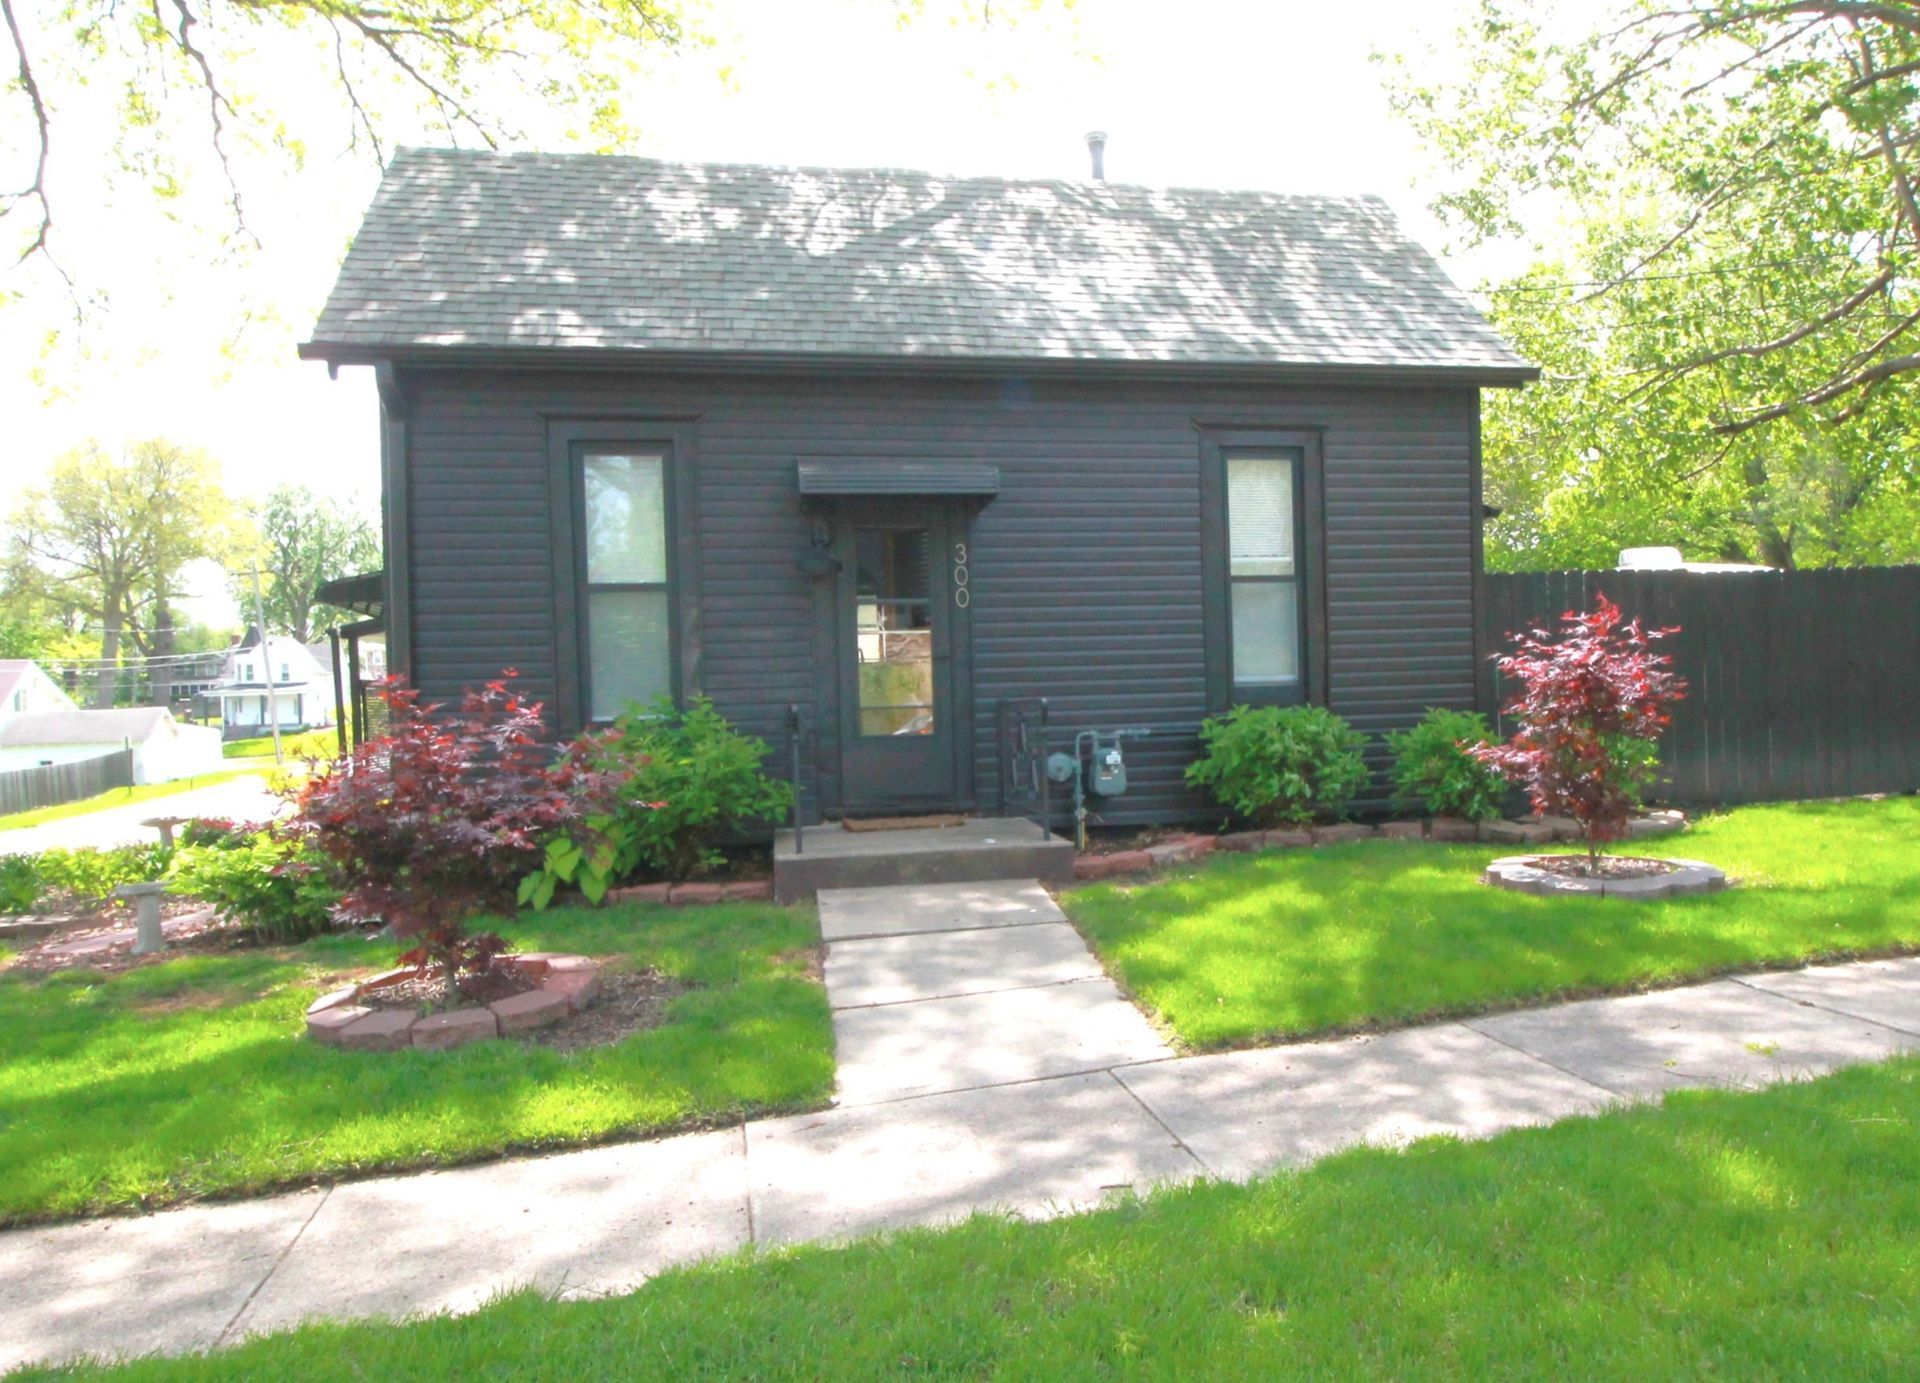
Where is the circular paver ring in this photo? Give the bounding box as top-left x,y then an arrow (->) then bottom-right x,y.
303,952 -> 601,1051
1483,855 -> 1729,901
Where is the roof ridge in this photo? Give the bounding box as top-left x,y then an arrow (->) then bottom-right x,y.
384,145 -> 1397,209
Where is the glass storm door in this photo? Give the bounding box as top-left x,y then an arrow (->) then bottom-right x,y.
834,506 -> 958,810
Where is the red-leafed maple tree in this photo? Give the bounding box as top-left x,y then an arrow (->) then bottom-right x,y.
1471,596 -> 1686,873
295,672 -> 603,1003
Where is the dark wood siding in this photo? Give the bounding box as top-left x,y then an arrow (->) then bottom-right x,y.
398,366 -> 1481,824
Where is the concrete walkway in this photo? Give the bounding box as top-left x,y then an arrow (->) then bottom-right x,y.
5,896 -> 1920,1370
0,773 -> 284,854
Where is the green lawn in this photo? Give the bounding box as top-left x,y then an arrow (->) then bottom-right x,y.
0,766 -> 277,833
1063,797 -> 1920,1050
65,1056 -> 1920,1378
0,901 -> 831,1225
221,731 -> 338,760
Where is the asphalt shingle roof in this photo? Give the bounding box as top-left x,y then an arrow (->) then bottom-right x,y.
0,708 -> 173,748
305,148 -> 1530,376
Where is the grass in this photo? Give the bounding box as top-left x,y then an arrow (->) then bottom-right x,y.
1063,797 -> 1920,1050
0,901 -> 831,1225
0,766 -> 277,834
59,1056 -> 1920,1378
221,731 -> 338,761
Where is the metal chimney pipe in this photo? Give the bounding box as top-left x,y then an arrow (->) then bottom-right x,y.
1085,130 -> 1107,181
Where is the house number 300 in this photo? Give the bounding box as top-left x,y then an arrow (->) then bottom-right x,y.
952,542 -> 970,608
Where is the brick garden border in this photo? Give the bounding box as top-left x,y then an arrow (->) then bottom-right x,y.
305,953 -> 601,1051
1070,810 -> 1690,882
605,880 -> 774,906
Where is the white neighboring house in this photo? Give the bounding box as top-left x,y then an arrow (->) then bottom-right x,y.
0,660 -> 78,727
209,632 -> 335,739
0,706 -> 224,784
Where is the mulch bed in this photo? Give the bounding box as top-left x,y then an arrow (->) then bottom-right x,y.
358,961 -> 539,1014
1528,855 -> 1680,881
527,965 -> 690,1052
3,903 -> 246,977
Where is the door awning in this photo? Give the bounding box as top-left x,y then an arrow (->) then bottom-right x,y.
796,460 -> 1001,497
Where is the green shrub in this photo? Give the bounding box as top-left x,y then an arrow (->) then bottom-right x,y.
1385,708 -> 1508,822
35,844 -> 172,907
1186,704 -> 1371,828
0,854 -> 40,913
563,694 -> 795,883
167,829 -> 341,944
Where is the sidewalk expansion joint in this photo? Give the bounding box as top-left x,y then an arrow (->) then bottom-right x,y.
1460,1020 -> 1637,1103
833,1054 -> 1179,1110
216,1185 -> 331,1347
1726,974 -> 1920,1040
826,918 -> 1057,943
829,973 -> 1110,1012
1107,1068 -> 1213,1177
738,1120 -> 758,1247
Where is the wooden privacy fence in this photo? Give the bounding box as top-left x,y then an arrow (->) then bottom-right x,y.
0,748 -> 135,818
1480,567 -> 1920,806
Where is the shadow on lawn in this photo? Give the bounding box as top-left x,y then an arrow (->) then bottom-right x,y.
1068,817 -> 1920,1050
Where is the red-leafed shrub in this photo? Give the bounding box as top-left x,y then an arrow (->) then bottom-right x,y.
1471,596 -> 1686,872
295,672 -> 601,1002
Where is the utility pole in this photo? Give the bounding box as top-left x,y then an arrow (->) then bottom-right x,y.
249,560 -> 284,766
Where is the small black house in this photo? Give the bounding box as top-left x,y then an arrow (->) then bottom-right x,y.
302,149 -> 1533,826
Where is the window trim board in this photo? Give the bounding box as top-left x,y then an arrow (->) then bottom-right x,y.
1197,425 -> 1329,711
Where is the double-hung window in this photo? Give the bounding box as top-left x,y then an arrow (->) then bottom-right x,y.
1226,452 -> 1303,687
581,449 -> 672,721
1201,429 -> 1321,708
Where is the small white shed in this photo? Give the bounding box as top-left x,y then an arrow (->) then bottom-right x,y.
0,707 -> 225,785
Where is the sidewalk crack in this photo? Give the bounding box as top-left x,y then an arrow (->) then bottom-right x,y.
739,1120 -> 758,1248
216,1186 -> 330,1347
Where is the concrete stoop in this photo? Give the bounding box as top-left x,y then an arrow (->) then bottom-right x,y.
774,817 -> 1073,902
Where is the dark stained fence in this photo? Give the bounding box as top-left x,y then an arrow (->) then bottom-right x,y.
1481,567 -> 1920,806
0,748 -> 136,817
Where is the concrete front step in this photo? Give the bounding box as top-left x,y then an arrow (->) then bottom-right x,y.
774,817 -> 1073,902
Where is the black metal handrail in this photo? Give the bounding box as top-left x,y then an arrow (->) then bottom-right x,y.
994,696 -> 1052,840
788,703 -> 805,855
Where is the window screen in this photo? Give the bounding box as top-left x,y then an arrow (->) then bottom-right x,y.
583,451 -> 670,719
1226,452 -> 1302,685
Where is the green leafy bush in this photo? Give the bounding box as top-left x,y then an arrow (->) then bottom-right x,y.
557,694 -> 794,884
1186,704 -> 1371,828
0,854 -> 40,913
167,829 -> 341,944
1385,708 -> 1508,822
35,844 -> 172,907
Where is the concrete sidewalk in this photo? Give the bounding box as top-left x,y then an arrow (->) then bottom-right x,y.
5,914 -> 1919,1371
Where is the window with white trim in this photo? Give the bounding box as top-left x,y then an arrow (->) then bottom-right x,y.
1225,451 -> 1303,686
582,450 -> 672,721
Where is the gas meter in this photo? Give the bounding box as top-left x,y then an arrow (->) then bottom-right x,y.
1061,728 -> 1153,847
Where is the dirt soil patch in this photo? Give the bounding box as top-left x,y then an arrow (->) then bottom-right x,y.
1529,855 -> 1680,881
529,965 -> 690,1052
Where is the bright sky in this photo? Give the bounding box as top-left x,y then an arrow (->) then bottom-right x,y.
0,0 -> 1500,621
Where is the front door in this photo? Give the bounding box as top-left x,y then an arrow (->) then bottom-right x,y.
833,503 -> 961,812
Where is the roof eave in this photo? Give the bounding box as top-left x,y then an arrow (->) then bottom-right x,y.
298,340 -> 1540,388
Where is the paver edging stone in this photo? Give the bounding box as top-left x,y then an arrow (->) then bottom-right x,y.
304,952 -> 600,1049
1482,855 -> 1728,901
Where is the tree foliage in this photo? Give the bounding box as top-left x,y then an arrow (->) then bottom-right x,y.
6,438 -> 236,706
1391,1 -> 1920,569
1472,596 -> 1686,867
0,0 -> 689,281
295,673 -> 600,1001
233,485 -> 379,642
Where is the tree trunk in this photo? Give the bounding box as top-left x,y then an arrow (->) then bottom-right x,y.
94,605 -> 123,709
152,597 -> 175,705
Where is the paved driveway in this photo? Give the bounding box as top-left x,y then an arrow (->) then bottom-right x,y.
0,774 -> 288,855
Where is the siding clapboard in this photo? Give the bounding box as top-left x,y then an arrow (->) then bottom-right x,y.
399,367 -> 1480,824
